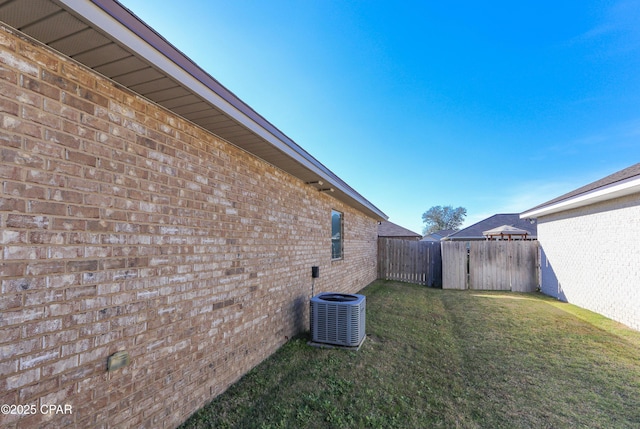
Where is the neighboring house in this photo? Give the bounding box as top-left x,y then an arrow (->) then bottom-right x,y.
521,163 -> 640,331
421,229 -> 456,242
0,3 -> 387,428
446,214 -> 537,241
482,225 -> 531,241
378,220 -> 422,240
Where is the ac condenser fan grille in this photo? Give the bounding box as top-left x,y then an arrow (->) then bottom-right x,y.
311,293 -> 365,347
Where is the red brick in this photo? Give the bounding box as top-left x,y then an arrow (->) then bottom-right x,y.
29,200 -> 68,216
0,262 -> 26,277
28,231 -> 64,245
0,293 -> 22,310
61,62 -> 95,88
43,98 -> 80,122
19,349 -> 60,370
4,368 -> 40,390
19,41 -> 59,72
84,167 -> 113,185
41,69 -> 77,92
84,194 -> 113,208
78,86 -> 109,108
24,289 -> 64,307
51,217 -> 85,231
21,104 -> 60,129
4,182 -> 47,199
65,177 -> 100,193
44,128 -> 82,149
1,147 -> 45,169
65,149 -> 96,167
1,276 -> 45,293
1,114 -> 42,138
3,245 -> 46,260
1,307 -> 45,330
46,159 -> 82,177
17,375 -> 58,403
24,169 -> 65,187
25,261 -> 65,276
61,91 -> 94,114
0,129 -> 22,147
0,326 -> 21,345
21,74 -> 60,99
44,303 -> 75,318
41,355 -> 78,377
7,214 -> 50,229
65,285 -> 97,300
21,318 -> 63,339
68,205 -> 100,219
47,245 -> 83,259
0,64 -> 18,83
62,119 -> 95,141
0,97 -> 19,115
46,274 -> 79,289
0,197 -> 26,212
0,49 -> 38,76
58,363 -> 96,385
78,345 -> 108,366
80,110 -> 109,132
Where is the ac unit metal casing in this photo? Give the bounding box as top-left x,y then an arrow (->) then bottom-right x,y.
311,293 -> 366,347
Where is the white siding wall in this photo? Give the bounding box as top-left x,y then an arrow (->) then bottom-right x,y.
537,193 -> 640,331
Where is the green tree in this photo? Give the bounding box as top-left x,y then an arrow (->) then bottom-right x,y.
422,205 -> 467,235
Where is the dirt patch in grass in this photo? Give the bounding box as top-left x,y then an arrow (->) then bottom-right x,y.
179,280 -> 640,428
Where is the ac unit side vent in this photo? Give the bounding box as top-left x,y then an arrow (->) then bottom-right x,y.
311,293 -> 365,347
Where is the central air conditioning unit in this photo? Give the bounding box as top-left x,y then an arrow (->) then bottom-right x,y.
311,293 -> 366,347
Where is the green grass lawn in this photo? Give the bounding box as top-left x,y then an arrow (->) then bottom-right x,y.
179,280 -> 640,429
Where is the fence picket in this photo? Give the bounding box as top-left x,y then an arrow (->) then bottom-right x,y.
381,239 -> 539,292
441,241 -> 467,289
377,238 -> 442,287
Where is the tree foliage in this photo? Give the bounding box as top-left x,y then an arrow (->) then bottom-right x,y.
422,205 -> 467,235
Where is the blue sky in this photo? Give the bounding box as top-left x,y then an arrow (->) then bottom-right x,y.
122,0 -> 640,234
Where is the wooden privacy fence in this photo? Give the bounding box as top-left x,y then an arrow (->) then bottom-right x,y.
378,238 -> 442,287
442,240 -> 539,292
441,241 -> 467,290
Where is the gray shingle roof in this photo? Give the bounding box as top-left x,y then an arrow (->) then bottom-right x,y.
447,214 -> 537,240
523,163 -> 640,214
421,229 -> 457,241
378,221 -> 421,238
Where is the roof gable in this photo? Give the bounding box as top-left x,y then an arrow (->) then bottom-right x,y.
447,214 -> 537,240
521,163 -> 640,218
420,229 -> 456,241
378,221 -> 421,238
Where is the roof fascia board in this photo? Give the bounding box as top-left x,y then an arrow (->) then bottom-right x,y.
57,0 -> 385,219
521,176 -> 640,219
61,0 -> 314,167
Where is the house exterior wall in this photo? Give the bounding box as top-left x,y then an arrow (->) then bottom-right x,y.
0,26 -> 379,428
537,193 -> 640,331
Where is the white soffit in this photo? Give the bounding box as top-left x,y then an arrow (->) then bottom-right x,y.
53,0 -> 387,220
59,0 -> 316,174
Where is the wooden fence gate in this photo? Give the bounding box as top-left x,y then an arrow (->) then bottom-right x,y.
377,238 -> 442,287
441,240 -> 538,292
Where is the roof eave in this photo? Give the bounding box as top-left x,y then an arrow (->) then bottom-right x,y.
54,0 -> 387,221
521,176 -> 640,219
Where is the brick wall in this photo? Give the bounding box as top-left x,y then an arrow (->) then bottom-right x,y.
537,193 -> 640,331
0,25 -> 379,428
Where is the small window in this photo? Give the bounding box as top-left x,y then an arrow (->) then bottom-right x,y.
331,210 -> 343,259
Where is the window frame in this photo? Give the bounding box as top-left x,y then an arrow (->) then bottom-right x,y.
331,209 -> 343,260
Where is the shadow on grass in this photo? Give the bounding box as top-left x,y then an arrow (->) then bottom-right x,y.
179,280 -> 640,429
